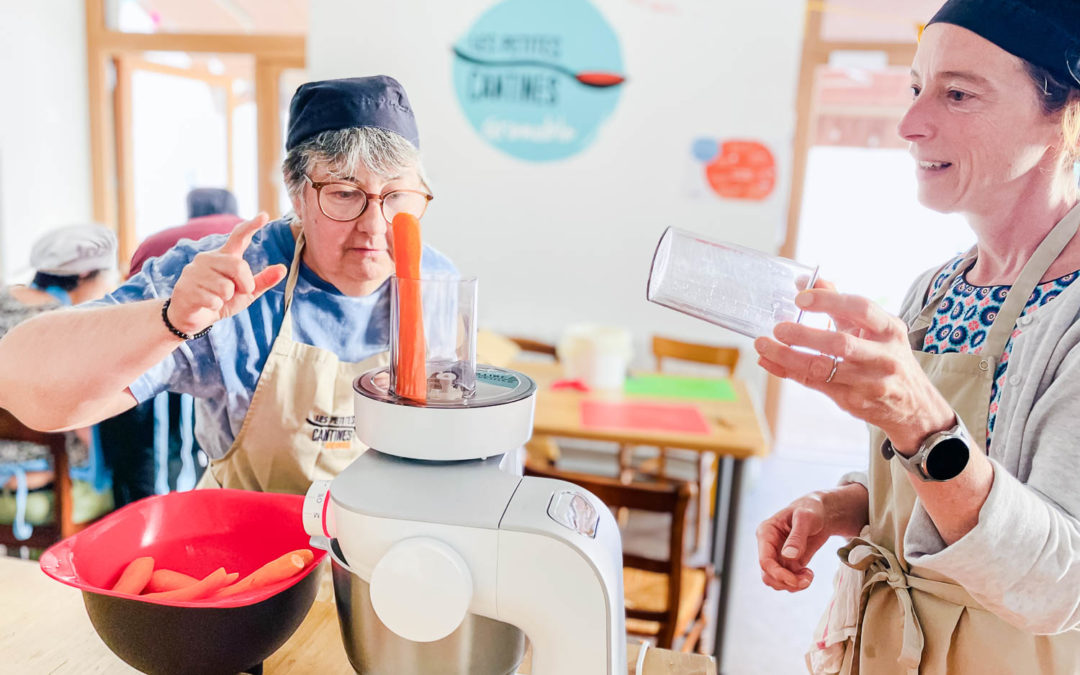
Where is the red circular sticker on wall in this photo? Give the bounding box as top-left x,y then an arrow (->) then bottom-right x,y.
704,140 -> 776,201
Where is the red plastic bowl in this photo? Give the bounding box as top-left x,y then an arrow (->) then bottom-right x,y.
40,489 -> 327,675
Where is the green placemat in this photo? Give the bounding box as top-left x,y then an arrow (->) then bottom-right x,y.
624,374 -> 737,401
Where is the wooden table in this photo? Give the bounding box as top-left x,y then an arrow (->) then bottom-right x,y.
1,557 -> 715,674
511,361 -> 770,665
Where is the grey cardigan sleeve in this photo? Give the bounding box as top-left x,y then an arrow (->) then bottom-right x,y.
903,286 -> 1080,634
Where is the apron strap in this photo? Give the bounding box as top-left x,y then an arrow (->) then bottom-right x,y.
910,202 -> 1080,356
275,230 -> 307,345
982,203 -> 1080,357
912,249 -> 978,332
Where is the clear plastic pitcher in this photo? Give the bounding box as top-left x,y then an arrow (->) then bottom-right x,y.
646,227 -> 819,339
390,276 -> 479,402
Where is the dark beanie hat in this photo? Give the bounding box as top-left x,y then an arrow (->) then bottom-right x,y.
285,75 -> 420,151
928,0 -> 1080,87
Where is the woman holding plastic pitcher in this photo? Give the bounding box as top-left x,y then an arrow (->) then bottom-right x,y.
755,1 -> 1080,673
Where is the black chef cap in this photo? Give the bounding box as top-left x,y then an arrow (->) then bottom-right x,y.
285,75 -> 419,151
928,0 -> 1080,87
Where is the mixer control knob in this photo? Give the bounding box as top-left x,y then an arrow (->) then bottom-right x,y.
302,480 -> 334,538
369,537 -> 473,642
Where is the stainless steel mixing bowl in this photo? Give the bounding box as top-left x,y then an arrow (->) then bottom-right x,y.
328,541 -> 527,675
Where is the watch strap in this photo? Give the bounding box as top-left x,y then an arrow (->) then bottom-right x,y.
881,417 -> 972,482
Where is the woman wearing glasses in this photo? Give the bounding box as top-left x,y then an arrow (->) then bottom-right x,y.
0,76 -> 448,494
755,1 -> 1080,673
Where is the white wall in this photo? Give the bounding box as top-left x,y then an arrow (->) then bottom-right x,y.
0,0 -> 93,284
308,0 -> 806,397
308,0 -> 807,395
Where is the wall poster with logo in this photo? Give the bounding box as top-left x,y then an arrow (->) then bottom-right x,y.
451,0 -> 626,162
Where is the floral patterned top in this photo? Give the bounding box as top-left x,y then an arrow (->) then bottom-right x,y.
923,256 -> 1080,447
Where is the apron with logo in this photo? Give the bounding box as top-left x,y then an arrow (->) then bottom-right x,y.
838,204 -> 1080,674
198,230 -> 387,494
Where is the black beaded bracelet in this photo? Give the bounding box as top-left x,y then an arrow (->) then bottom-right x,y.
162,299 -> 212,340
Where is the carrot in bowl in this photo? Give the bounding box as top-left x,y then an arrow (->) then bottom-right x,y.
215,549 -> 313,599
391,212 -> 426,403
111,556 -> 155,595
142,568 -> 236,602
145,568 -> 200,594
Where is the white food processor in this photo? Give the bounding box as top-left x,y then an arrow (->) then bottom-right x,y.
302,276 -> 628,675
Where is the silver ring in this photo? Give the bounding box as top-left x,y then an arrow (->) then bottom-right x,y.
824,355 -> 839,384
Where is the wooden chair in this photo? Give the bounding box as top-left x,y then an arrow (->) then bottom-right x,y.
620,336 -> 740,552
506,336 -> 558,360
508,336 -> 563,465
525,458 -> 713,652
0,408 -> 86,549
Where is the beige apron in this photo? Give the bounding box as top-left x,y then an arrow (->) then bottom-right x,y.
197,230 -> 387,494
837,204 -> 1080,674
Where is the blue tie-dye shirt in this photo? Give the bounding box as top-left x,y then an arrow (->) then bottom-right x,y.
90,218 -> 457,459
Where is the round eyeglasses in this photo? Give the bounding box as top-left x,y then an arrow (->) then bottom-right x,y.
305,175 -> 433,223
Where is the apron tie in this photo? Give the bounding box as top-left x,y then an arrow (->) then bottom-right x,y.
839,536 -> 985,674
840,537 -> 924,674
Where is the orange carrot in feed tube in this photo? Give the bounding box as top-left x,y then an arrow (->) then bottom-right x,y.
391,212 -> 427,402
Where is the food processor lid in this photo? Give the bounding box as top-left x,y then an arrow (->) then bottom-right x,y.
353,366 -> 538,462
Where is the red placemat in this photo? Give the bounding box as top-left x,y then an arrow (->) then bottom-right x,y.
580,400 -> 710,435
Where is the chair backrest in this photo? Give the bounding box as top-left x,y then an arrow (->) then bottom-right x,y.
524,459 -> 696,646
0,408 -> 75,549
652,335 -> 739,374
508,336 -> 559,361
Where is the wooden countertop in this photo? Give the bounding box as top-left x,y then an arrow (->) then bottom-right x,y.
2,557 -> 715,675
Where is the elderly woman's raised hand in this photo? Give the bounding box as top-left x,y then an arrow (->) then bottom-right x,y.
166,214 -> 288,337
753,281 -> 956,452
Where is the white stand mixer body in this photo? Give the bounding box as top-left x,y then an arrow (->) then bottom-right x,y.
303,367 -> 628,675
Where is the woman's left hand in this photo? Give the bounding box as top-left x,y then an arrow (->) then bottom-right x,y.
753,281 -> 955,451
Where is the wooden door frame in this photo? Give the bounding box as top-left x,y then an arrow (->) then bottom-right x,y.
765,2 -> 917,434
84,0 -> 305,269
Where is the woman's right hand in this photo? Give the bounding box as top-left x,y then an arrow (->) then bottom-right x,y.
757,483 -> 869,592
165,214 -> 287,336
756,492 -> 832,592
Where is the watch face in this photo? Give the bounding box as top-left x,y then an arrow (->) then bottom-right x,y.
924,437 -> 970,481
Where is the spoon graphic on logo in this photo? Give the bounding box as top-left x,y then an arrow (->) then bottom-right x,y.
452,46 -> 626,88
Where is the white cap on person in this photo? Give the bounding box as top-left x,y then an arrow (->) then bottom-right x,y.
29,224 -> 118,276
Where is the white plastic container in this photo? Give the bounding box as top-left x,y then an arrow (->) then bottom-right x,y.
557,325 -> 633,391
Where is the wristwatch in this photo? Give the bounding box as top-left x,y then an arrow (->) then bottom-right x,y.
881,418 -> 972,482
